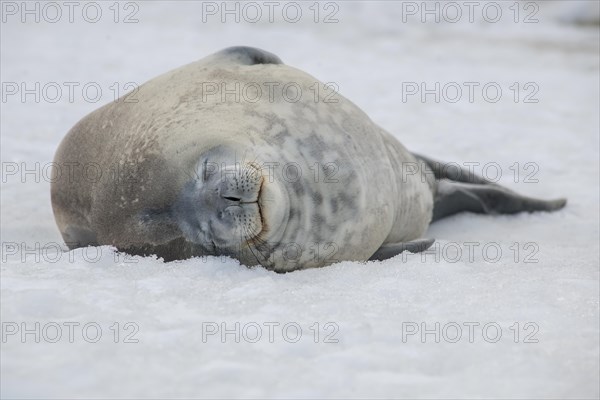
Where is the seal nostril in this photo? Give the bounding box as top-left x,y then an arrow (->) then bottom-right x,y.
223,196 -> 241,202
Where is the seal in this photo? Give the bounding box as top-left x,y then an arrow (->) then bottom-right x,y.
51,46 -> 566,272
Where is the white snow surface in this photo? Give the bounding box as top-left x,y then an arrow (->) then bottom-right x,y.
1,1 -> 599,399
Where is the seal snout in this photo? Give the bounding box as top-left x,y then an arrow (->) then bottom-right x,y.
217,162 -> 263,205
175,152 -> 269,251
204,161 -> 265,244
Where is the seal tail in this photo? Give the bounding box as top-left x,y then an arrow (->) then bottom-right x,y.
413,154 -> 567,222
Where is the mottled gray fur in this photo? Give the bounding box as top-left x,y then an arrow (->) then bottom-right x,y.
52,47 -> 565,272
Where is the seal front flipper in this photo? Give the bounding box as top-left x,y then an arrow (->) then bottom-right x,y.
209,46 -> 283,65
369,238 -> 435,261
63,226 -> 98,249
432,179 -> 567,222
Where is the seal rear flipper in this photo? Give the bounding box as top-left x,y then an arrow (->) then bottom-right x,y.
413,153 -> 492,185
432,179 -> 567,222
369,238 -> 435,261
209,46 -> 283,65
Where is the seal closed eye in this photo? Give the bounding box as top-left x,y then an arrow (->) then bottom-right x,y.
51,46 -> 566,272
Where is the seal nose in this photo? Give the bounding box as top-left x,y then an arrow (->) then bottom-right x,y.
217,163 -> 263,204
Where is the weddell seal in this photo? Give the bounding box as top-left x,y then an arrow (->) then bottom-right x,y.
51,46 -> 566,272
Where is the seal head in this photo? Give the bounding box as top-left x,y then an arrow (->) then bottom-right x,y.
171,145 -> 289,261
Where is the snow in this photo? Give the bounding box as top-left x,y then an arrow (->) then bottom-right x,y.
1,1 -> 599,398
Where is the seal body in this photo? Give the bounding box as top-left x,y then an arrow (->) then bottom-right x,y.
51,47 -> 565,272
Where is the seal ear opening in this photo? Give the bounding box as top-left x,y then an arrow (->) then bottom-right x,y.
212,46 -> 283,65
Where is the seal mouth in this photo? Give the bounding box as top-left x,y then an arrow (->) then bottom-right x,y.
256,177 -> 266,234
